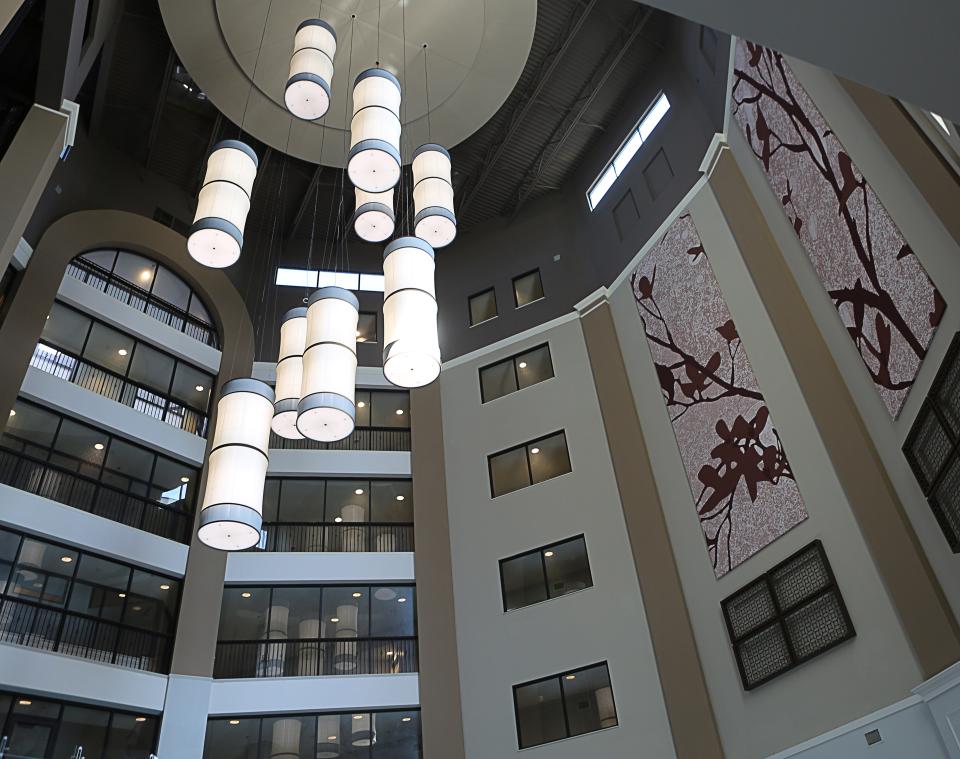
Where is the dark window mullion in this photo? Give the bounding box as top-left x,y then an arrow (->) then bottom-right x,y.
558,674 -> 573,740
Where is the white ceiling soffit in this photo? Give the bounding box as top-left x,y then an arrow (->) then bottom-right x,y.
159,0 -> 537,167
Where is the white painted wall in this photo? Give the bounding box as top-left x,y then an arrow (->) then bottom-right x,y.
267,449 -> 410,478
225,551 -> 415,584
438,317 -> 677,758
0,483 -> 187,576
19,366 -> 207,464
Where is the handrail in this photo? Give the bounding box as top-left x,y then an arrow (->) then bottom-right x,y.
252,521 -> 414,552
66,258 -> 219,349
0,446 -> 192,543
268,427 -> 411,452
30,341 -> 209,437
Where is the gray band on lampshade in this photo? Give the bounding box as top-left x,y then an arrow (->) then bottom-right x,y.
210,139 -> 259,167
282,307 -> 308,323
307,286 -> 360,310
297,391 -> 357,422
414,206 -> 457,228
412,142 -> 451,161
354,67 -> 401,89
383,236 -> 435,260
354,202 -> 395,221
383,338 -> 440,363
199,502 -> 263,535
285,72 -> 332,98
274,397 -> 299,414
348,138 -> 401,167
220,377 -> 276,403
189,217 -> 243,249
296,17 -> 337,39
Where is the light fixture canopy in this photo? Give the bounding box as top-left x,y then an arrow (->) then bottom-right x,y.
297,287 -> 359,442
348,68 -> 402,193
353,187 -> 395,242
272,307 -> 308,439
285,19 -> 337,120
412,143 -> 457,248
188,140 -> 258,268
382,236 -> 440,388
198,378 -> 274,550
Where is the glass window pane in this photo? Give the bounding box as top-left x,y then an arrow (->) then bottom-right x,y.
588,166 -> 616,209
188,294 -> 213,325
203,718 -> 259,759
82,321 -> 134,375
278,479 -> 325,522
262,480 -> 280,522
480,359 -> 518,403
0,528 -> 20,593
49,419 -> 106,477
105,712 -> 158,759
370,586 -> 414,637
102,439 -> 154,492
369,480 -> 413,522
357,312 -> 377,344
612,129 -> 643,174
325,480 -> 370,522
370,392 -> 409,428
359,273 -> 385,291
276,267 -> 318,287
127,343 -> 175,394
355,391 -> 371,427
262,716 -> 315,759
41,302 -> 91,354
270,587 -> 322,644
52,705 -> 110,758
4,400 -> 59,451
639,92 -> 670,141
469,288 -> 497,326
528,433 -> 571,485
515,345 -> 553,390
80,249 -> 118,271
501,552 -> 548,611
150,266 -> 191,310
123,570 -> 178,633
513,270 -> 544,308
489,447 -> 531,497
112,252 -> 158,290
219,587 -> 269,641
74,554 -> 130,591
322,586 -> 369,640
371,710 -> 420,758
169,363 -> 212,410
11,538 -> 77,606
516,677 -> 567,749
544,537 -> 592,599
150,455 -> 195,508
562,663 -> 617,737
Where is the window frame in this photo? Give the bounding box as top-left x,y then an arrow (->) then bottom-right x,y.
487,430 -> 571,498
512,661 -> 617,750
499,534 -> 593,613
586,91 -> 671,211
479,343 -> 554,404
511,269 -> 545,309
467,286 -> 498,327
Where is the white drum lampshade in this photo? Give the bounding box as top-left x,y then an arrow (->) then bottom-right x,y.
348,68 -> 402,193
297,287 -> 359,442
316,716 -> 341,759
198,378 -> 274,550
382,237 -> 440,388
188,140 -> 258,268
285,19 -> 337,120
272,307 -> 308,439
353,187 -> 395,242
412,143 -> 456,248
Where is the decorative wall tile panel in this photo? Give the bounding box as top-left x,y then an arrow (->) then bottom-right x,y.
632,213 -> 807,576
731,39 -> 944,417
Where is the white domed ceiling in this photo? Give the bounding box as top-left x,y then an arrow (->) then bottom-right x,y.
158,0 -> 537,167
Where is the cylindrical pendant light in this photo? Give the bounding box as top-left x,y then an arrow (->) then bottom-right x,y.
412,144 -> 456,248
272,307 -> 307,439
348,68 -> 401,193
285,19 -> 337,120
316,716 -> 341,759
297,287 -> 359,441
353,187 -> 395,242
198,379 -> 274,550
188,140 -> 258,268
269,717 -> 301,759
382,237 -> 440,388
351,713 -> 376,747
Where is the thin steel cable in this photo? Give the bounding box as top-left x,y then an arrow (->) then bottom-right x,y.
240,0 -> 275,135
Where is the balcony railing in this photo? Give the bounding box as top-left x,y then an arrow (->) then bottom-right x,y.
214,636 -> 418,679
252,522 -> 414,552
30,342 -> 209,437
0,447 -> 192,544
66,258 -> 220,348
0,595 -> 171,673
269,427 -> 411,452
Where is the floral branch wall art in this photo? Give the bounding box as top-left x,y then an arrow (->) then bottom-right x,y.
731,39 -> 944,418
632,213 -> 807,577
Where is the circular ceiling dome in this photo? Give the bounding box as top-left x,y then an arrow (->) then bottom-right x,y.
159,0 -> 537,167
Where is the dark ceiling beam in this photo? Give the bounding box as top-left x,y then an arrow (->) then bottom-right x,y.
511,6 -> 656,216
144,46 -> 175,171
457,0 -> 599,219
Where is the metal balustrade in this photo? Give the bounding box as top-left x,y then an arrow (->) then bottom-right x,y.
252,522 -> 414,552
30,342 -> 208,437
0,448 -> 192,543
0,595 -> 171,674
66,258 -> 219,348
268,427 -> 411,452
213,636 -> 418,679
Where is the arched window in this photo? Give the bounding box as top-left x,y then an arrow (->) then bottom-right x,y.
67,249 -> 220,348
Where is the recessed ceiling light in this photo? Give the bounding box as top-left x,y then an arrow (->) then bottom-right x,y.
357,401 -> 366,408
544,551 -> 554,557
132,605 -> 142,612
385,650 -> 394,656
181,476 -> 190,483
334,516 -> 343,523
8,409 -> 14,417
327,735 -> 337,741
241,592 -> 252,598
353,715 -> 364,720
229,720 -> 240,725
565,674 -> 576,681
159,584 -> 170,591
135,716 -> 147,722
355,488 -> 364,495
60,555 -> 73,563
396,495 -> 405,501
395,409 -> 404,415
352,592 -> 362,598
518,362 -> 527,369
94,443 -> 105,450
18,699 -> 31,706
118,593 -> 126,598
331,617 -> 339,623
398,597 -> 407,603
195,385 -> 205,392
118,348 -> 128,356
530,447 -> 540,454
402,716 -> 412,722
